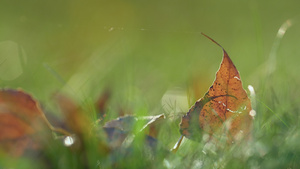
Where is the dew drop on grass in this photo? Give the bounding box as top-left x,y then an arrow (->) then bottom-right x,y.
248,85 -> 255,96
249,109 -> 256,117
64,136 -> 75,147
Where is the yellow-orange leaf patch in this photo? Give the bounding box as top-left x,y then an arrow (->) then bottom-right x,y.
180,34 -> 253,144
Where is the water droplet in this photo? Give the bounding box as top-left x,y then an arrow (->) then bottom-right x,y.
64,136 -> 75,147
249,109 -> 256,117
248,85 -> 255,95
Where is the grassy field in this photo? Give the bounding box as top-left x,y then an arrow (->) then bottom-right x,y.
1,0 -> 300,168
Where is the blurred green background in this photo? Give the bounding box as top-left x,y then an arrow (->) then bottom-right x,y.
1,0 -> 300,168
1,0 -> 299,105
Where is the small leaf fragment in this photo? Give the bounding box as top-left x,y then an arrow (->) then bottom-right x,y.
104,114 -> 165,138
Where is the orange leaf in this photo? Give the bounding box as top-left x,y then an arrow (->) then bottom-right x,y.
180,34 -> 253,144
0,89 -> 50,156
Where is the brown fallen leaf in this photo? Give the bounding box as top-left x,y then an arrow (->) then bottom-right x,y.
103,127 -> 128,149
175,34 -> 253,151
139,114 -> 165,138
0,89 -> 69,156
99,114 -> 167,160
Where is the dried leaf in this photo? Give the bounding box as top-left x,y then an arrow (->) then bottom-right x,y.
104,116 -> 136,132
0,89 -> 50,156
139,114 -> 165,138
180,34 -> 253,144
104,114 -> 165,138
103,127 -> 128,149
101,114 -> 165,152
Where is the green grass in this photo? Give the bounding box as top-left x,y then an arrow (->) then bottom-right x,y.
1,1 -> 300,168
